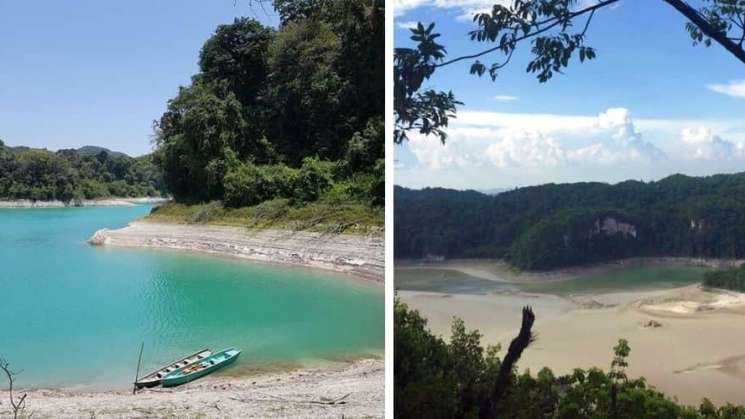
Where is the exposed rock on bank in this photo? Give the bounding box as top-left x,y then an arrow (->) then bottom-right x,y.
89,221 -> 384,282
0,197 -> 169,208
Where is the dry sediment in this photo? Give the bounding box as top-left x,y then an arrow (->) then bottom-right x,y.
89,221 -> 384,282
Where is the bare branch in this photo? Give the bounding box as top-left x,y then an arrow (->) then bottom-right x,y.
1,357 -> 28,419
481,306 -> 536,419
581,8 -> 597,37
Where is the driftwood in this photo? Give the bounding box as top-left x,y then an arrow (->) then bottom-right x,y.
481,306 -> 536,419
1,357 -> 28,419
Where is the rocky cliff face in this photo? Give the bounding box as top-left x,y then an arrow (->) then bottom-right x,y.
588,217 -> 637,239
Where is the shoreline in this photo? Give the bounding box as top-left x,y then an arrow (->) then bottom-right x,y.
396,256 -> 743,284
16,358 -> 383,418
90,221 -> 384,283
0,197 -> 170,208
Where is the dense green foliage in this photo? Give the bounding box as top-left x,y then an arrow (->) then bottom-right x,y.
703,264 -> 745,292
395,173 -> 745,270
148,199 -> 382,235
395,299 -> 745,418
153,1 -> 384,211
0,140 -> 164,202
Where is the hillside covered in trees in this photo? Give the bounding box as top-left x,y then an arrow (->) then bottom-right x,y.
148,0 -> 383,229
395,172 -> 745,270
0,140 -> 165,202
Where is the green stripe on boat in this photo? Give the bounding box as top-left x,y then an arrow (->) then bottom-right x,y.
161,347 -> 240,387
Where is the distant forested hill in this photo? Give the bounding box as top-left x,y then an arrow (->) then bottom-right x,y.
394,173 -> 745,270
0,140 -> 165,202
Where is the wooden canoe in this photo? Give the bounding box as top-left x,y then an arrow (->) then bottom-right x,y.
161,347 -> 240,387
135,348 -> 212,389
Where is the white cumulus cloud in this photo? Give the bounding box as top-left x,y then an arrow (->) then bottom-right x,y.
681,127 -> 743,160
404,108 -> 667,169
485,130 -> 566,167
406,133 -> 472,169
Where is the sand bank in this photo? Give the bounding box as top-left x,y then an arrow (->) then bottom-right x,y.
89,221 -> 384,282
12,359 -> 382,418
397,257 -> 743,284
399,284 -> 745,405
0,197 -> 170,208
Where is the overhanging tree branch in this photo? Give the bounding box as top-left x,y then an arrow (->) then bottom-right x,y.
662,0 -> 745,65
436,0 -> 620,68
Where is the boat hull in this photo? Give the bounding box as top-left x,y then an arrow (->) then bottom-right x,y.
161,348 -> 240,387
135,348 -> 212,389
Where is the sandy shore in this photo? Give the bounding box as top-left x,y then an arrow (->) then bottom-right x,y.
11,359 -> 382,418
399,282 -> 745,406
90,221 -> 384,282
0,197 -> 170,208
397,257 -> 744,284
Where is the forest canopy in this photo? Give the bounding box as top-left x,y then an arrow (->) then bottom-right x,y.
395,172 -> 745,270
0,142 -> 165,202
152,0 -> 384,210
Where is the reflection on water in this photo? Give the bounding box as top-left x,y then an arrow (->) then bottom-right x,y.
0,207 -> 383,389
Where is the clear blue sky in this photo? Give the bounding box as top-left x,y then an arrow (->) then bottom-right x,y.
394,0 -> 745,190
0,0 -> 278,156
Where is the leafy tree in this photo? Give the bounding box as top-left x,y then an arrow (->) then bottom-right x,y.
292,157 -> 335,204
345,116 -> 384,173
703,264 -> 745,291
198,17 -> 275,105
152,1 -> 384,211
154,82 -> 259,201
223,162 -> 297,207
266,19 -> 345,163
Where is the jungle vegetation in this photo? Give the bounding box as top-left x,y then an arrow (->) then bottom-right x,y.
0,140 -> 164,202
150,0 -> 384,229
395,172 -> 745,270
703,264 -> 745,292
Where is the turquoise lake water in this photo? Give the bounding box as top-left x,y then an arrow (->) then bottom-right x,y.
0,206 -> 383,389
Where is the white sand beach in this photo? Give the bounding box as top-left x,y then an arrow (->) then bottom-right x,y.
11,359 -> 383,418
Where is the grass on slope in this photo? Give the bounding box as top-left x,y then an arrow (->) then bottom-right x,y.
146,199 -> 383,235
